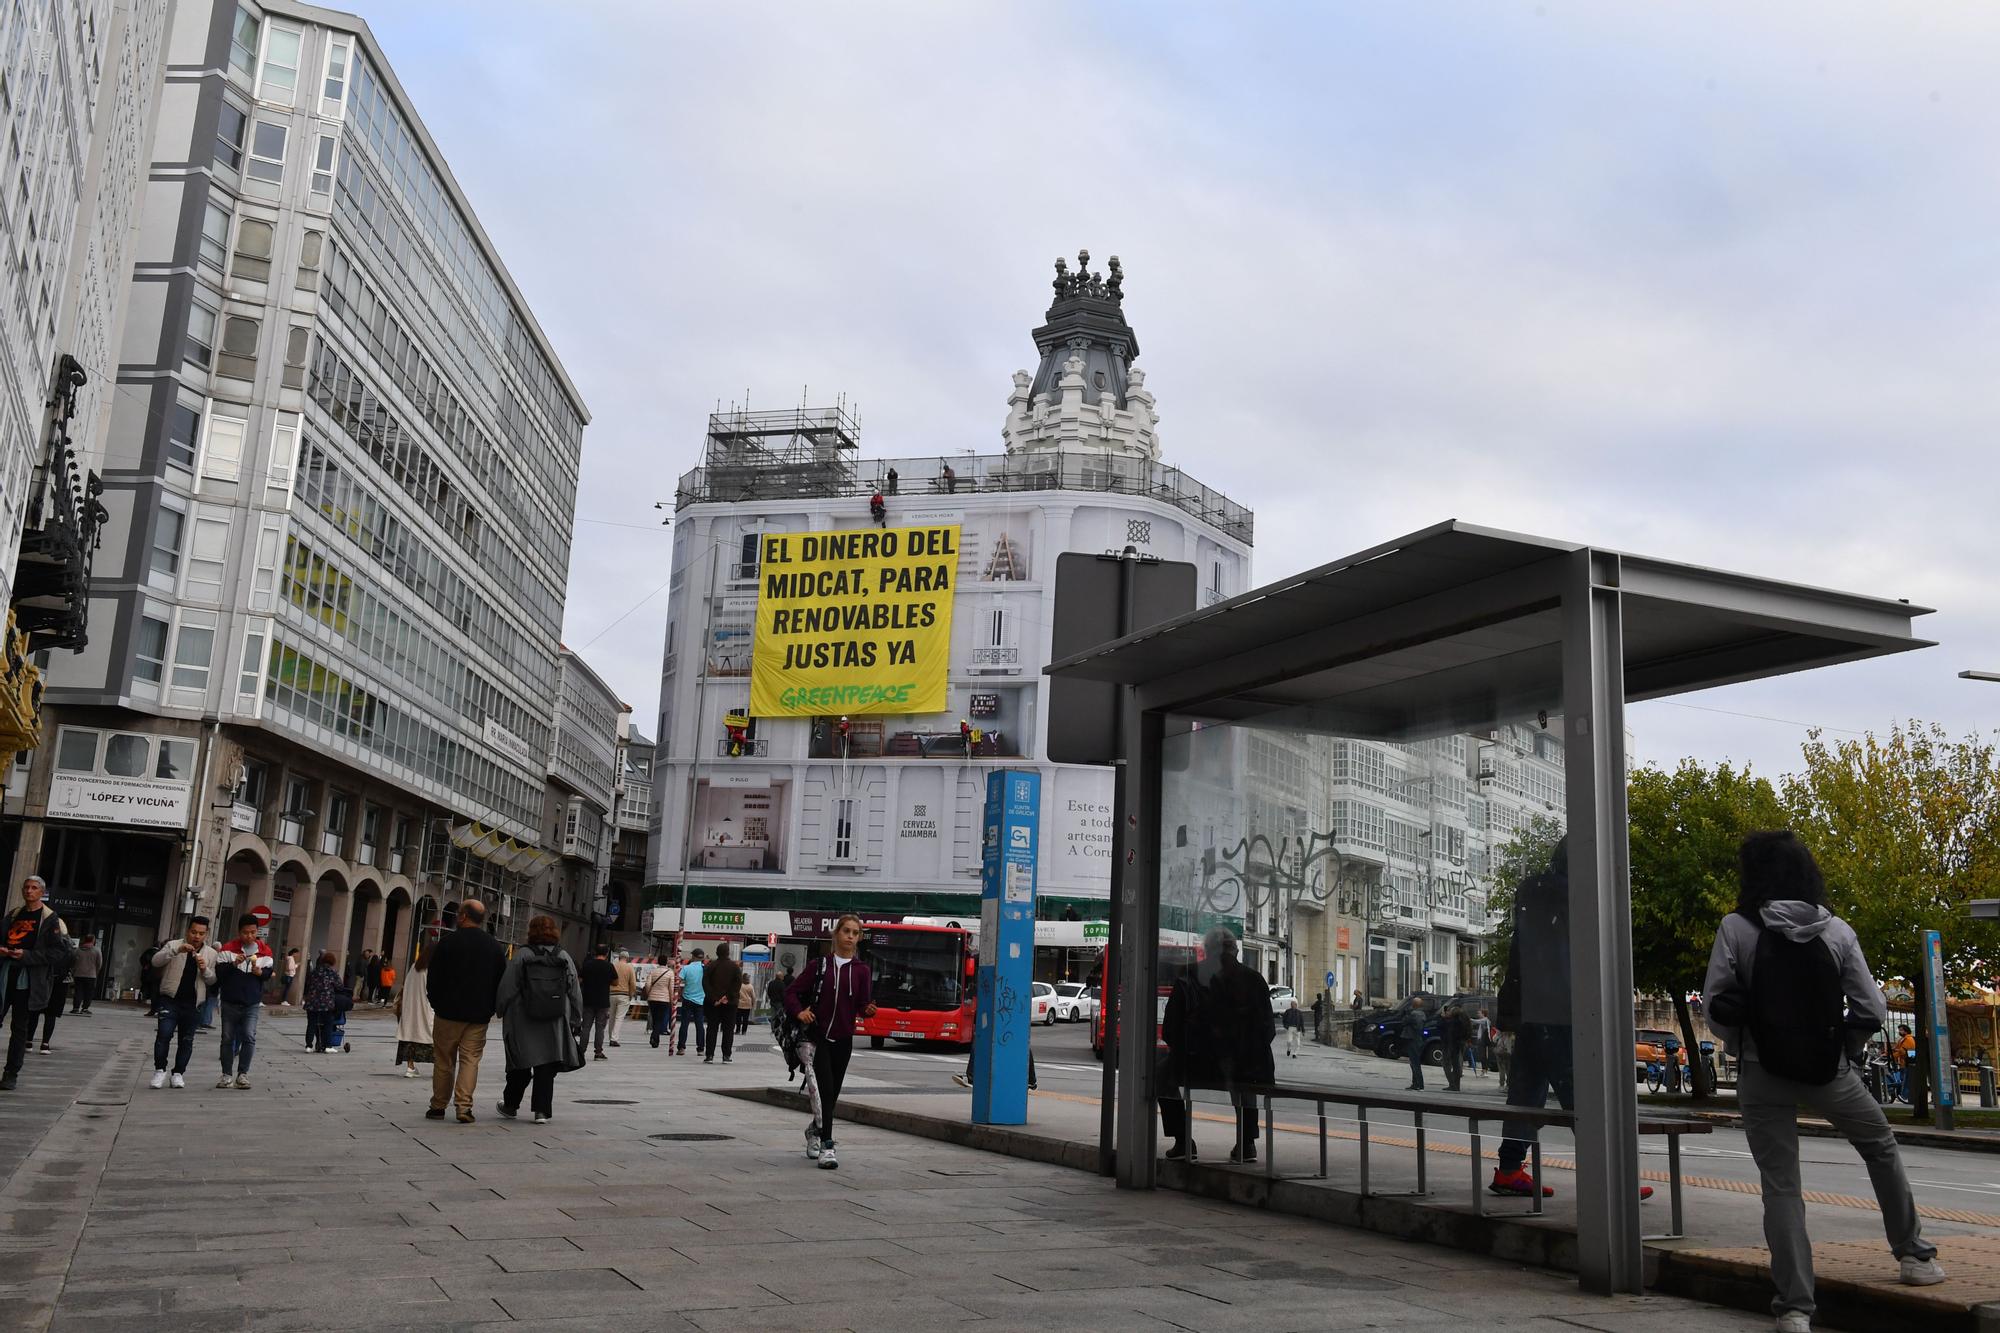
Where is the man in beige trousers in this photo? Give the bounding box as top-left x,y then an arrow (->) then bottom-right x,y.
422,899 -> 507,1124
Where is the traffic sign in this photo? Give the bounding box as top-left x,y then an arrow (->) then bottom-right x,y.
766,932 -> 777,949
249,905 -> 272,926
1325,970 -> 1336,990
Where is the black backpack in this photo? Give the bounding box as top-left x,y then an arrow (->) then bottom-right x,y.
520,952 -> 568,1022
1748,920 -> 1846,1084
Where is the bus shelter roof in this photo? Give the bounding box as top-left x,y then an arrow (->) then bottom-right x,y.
1043,520 -> 1934,729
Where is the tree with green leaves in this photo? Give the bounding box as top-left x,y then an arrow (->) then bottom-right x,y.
1780,722 -> 2000,1118
1627,759 -> 1786,1098
1478,814 -> 1564,976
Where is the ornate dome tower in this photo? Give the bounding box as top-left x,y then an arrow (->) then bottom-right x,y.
1002,250 -> 1161,462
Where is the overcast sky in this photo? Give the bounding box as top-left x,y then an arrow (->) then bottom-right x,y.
366,1 -> 2000,780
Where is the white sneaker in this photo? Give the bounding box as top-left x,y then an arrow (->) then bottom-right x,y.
215,1075 -> 234,1089
169,1072 -> 185,1089
951,1072 -> 972,1089
404,1067 -> 416,1078
149,1070 -> 166,1089
1899,1256 -> 1946,1286
818,1144 -> 839,1169
805,1125 -> 823,1160
1775,1313 -> 1811,1333
234,1075 -> 251,1090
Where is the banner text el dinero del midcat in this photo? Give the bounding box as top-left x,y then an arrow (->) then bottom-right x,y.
750,523 -> 960,716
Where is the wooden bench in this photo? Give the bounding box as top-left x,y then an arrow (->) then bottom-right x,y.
1178,1081 -> 1713,1239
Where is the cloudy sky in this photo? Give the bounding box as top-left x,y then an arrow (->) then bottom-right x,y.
367,1 -> 2000,780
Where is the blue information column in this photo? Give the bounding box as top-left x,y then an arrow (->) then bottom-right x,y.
972,768 -> 1040,1125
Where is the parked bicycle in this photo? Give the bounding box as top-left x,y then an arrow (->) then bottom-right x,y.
1644,1035 -> 1686,1094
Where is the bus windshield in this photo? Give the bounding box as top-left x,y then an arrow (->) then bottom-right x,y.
863,930 -> 966,1011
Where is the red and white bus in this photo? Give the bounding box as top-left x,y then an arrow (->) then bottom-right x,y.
1091,933 -> 1202,1061
856,922 -> 978,1049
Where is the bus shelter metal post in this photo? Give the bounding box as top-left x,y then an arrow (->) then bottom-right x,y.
1097,549 -> 1142,1178
1562,548 -> 1642,1293
1113,706 -> 1164,1190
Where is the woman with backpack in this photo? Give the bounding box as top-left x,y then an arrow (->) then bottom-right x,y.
1704,830 -> 1944,1332
494,915 -> 583,1125
783,914 -> 877,1170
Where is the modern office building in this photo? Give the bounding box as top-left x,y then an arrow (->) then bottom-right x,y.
646,254 -> 1255,954
604,720 -> 652,951
8,1 -> 587,991
535,645 -> 623,952
0,1 -> 172,776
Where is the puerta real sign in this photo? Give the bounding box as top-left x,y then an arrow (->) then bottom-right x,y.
973,769 -> 1039,1126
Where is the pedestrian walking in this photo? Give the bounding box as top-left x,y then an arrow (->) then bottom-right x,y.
704,944 -> 742,1064
69,933 -> 100,1013
1471,1008 -> 1493,1076
1704,830 -> 1944,1331
147,919 -> 216,1089
212,914 -> 273,1088
302,951 -> 344,1054
494,915 -> 584,1125
366,951 -> 387,1005
737,975 -> 755,1036
395,947 -> 434,1078
1156,925 -> 1273,1164
279,948 -> 300,1006
765,966 -> 792,1039
577,942 -> 616,1060
644,958 -> 678,1049
1350,989 -> 1365,1011
1282,999 -> 1306,1058
676,949 -> 708,1056
1495,1028 -> 1514,1091
1400,995 -> 1429,1090
784,914 -> 877,1169
1441,1003 -> 1471,1091
36,931 -> 76,1052
377,957 -> 397,1007
1,877 -> 68,1089
424,898 -> 508,1124
607,950 -> 637,1048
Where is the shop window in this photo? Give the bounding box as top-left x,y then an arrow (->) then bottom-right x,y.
156,740 -> 196,781
104,734 -> 148,778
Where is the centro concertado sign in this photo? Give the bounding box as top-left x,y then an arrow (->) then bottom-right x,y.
750,524 -> 960,716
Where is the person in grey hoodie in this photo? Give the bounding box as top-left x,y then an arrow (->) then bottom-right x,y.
1703,830 -> 1944,1332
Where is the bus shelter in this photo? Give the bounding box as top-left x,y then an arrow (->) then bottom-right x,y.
1045,521 -> 1932,1294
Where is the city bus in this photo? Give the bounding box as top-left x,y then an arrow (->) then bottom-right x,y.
856,921 -> 977,1048
1090,933 -> 1201,1061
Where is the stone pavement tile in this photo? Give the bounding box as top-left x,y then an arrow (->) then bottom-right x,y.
669,1235 -> 899,1267
1549,1309 -> 1772,1332
499,1241 -> 692,1274
1683,1232 -> 2000,1312
682,1294 -> 980,1331
192,1222 -> 467,1251
985,1244 -> 1202,1293
885,1226 -> 1128,1256
434,1266 -> 640,1302
52,1309 -> 256,1333
448,1212 -> 709,1241
482,1281 -> 703,1321
606,1267 -> 799,1308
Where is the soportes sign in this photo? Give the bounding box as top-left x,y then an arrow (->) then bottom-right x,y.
49,771 -> 191,829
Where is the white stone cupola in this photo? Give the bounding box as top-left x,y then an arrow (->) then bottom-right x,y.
1002,250 -> 1161,462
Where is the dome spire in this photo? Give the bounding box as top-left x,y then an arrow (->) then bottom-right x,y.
1003,249 -> 1160,461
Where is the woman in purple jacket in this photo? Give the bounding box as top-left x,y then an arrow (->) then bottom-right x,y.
784,913 -> 876,1170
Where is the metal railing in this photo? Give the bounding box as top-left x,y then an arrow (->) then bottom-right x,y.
674,448 -> 1253,543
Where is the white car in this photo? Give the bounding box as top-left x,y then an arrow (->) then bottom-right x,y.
1053,981 -> 1096,1024
1031,981 -> 1057,1025
1268,985 -> 1298,1016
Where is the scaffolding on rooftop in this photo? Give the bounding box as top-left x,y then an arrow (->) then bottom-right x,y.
700,402 -> 861,502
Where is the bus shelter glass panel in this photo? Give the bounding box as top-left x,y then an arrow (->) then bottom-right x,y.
1154,689 -> 1596,1222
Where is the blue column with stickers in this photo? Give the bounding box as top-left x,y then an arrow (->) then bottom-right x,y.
971,768 -> 1039,1125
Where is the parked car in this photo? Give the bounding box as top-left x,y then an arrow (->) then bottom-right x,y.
1352,992 -> 1436,1056
1053,981 -> 1095,1023
1031,981 -> 1057,1025
1267,985 -> 1298,1016
1360,992 -> 1495,1065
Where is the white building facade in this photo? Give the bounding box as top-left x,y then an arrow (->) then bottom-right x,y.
647,256 -> 1254,943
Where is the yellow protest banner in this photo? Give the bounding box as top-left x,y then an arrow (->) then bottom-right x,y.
750,523 -> 959,716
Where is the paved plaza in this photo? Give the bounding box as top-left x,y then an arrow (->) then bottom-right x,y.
0,1006 -> 1793,1332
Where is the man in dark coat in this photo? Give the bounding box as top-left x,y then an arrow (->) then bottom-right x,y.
1156,927 -> 1274,1164
1441,1003 -> 1473,1091
1401,995 -> 1430,1090
424,900 -> 508,1123
703,944 -> 743,1065
1,878 -> 68,1090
